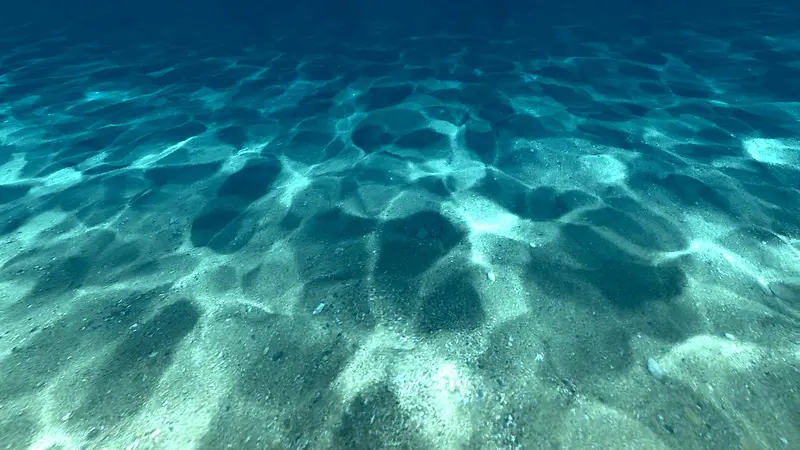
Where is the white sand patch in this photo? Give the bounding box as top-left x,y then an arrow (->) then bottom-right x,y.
333,325 -> 417,403
218,152 -> 252,174
479,270 -> 531,327
376,190 -> 446,222
333,317 -> 487,448
82,150 -> 111,168
0,121 -> 34,145
445,191 -> 559,248
278,173 -> 311,208
658,236 -> 798,292
670,215 -> 735,244
446,193 -> 522,239
273,158 -> 312,208
578,153 -> 628,184
30,430 -> 76,450
461,205 -> 519,237
654,335 -> 767,382
744,137 -> 800,166
0,153 -> 27,183
28,167 -> 83,197
131,137 -> 196,168
390,347 -> 480,447
557,401 -> 670,449
428,119 -> 459,140
333,326 -> 490,448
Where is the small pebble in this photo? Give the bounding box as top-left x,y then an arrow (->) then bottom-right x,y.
647,357 -> 665,381
487,272 -> 496,282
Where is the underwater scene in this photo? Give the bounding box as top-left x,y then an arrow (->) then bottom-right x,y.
0,0 -> 798,448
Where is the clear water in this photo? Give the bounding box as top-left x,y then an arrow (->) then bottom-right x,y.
1,1 -> 799,449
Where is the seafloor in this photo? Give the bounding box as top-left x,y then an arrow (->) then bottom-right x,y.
0,3 -> 798,449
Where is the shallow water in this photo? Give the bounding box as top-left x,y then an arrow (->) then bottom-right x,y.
1,1 -> 798,449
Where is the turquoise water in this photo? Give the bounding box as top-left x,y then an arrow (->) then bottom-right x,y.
1,1 -> 798,449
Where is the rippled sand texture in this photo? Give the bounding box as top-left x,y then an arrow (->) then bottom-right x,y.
1,7 -> 799,450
